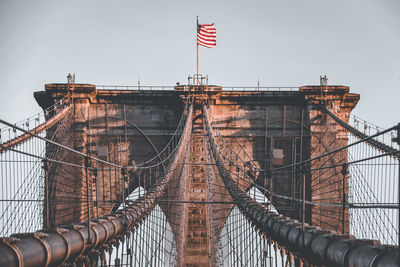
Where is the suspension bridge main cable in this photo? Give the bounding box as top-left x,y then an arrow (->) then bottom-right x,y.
0,118 -> 125,168
0,97 -> 71,153
321,104 -> 399,158
0,98 -> 194,267
201,98 -> 399,266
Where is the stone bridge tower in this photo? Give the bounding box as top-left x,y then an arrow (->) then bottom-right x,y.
34,82 -> 359,265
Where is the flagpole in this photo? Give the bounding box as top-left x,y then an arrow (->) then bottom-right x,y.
196,16 -> 199,85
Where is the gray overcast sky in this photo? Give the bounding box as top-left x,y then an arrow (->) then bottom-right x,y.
0,0 -> 399,127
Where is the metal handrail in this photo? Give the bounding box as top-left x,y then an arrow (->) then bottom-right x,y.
221,86 -> 299,91
96,85 -> 175,90
96,85 -> 299,92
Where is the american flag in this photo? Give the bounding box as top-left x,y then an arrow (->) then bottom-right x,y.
197,23 -> 216,48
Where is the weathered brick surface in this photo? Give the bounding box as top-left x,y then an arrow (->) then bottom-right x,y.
301,85 -> 359,233
181,134 -> 211,266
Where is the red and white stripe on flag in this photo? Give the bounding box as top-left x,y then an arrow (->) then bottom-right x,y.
197,24 -> 216,48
